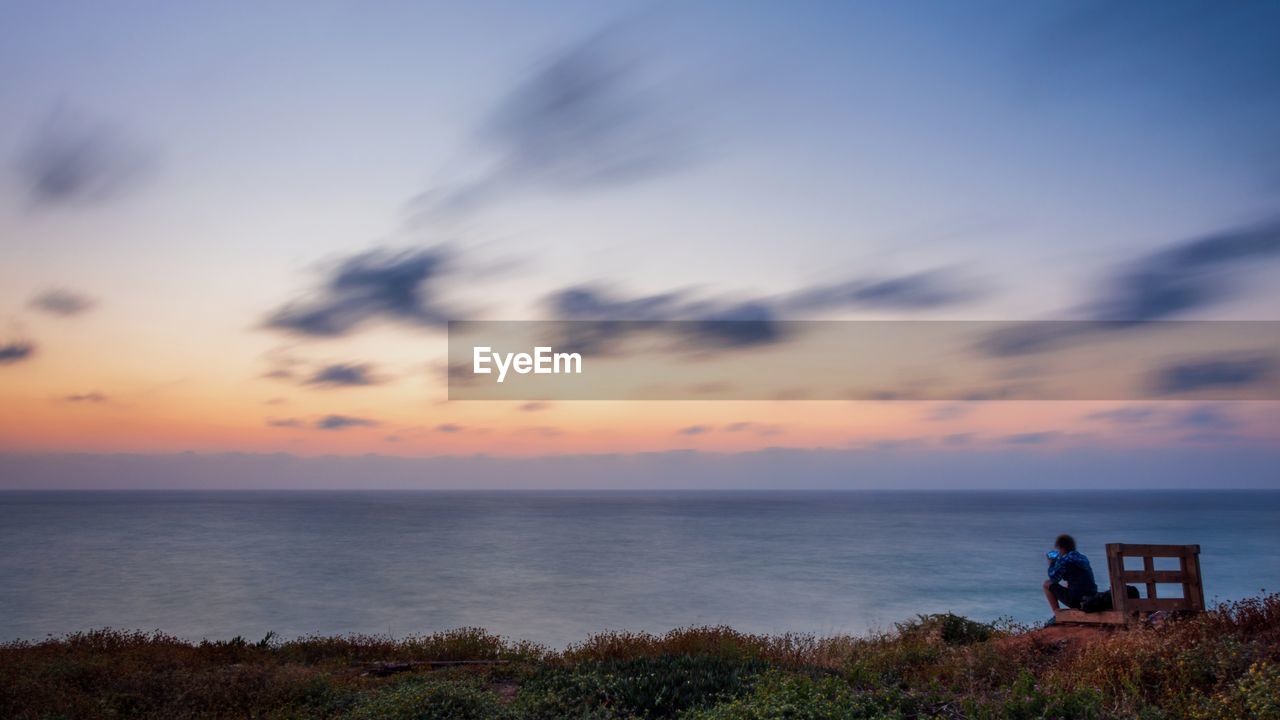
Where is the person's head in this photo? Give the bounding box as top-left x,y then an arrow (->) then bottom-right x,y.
1054,534 -> 1076,553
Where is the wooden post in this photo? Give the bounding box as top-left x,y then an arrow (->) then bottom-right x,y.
1106,543 -> 1128,621
1143,555 -> 1158,601
1183,547 -> 1206,612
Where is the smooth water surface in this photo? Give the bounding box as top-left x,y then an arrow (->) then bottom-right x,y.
2,491 -> 1276,646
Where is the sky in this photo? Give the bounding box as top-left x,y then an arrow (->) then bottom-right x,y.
1,0 -> 1279,487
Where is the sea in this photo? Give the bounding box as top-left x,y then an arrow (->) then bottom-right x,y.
1,491 -> 1277,647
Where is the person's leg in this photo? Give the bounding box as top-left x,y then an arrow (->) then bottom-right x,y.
1050,583 -> 1080,609
1043,579 -> 1061,613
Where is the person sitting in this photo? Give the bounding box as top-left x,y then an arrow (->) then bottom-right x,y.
1043,533 -> 1097,620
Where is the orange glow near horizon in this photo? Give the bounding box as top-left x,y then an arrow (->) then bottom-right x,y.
3,311 -> 1278,456
5,358 -> 1277,458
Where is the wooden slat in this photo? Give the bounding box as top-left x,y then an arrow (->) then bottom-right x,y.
1143,556 -> 1158,599
1125,598 -> 1194,613
1112,543 -> 1200,558
1120,570 -> 1185,584
1054,609 -> 1125,625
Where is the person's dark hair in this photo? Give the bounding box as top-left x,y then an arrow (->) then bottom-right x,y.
1055,534 -> 1076,553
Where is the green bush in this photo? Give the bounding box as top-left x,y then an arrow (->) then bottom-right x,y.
965,670 -> 1103,720
684,671 -> 913,720
1205,661 -> 1280,720
514,654 -> 768,719
895,613 -> 997,647
345,677 -> 504,720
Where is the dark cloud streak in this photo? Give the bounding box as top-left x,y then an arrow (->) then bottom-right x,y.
427,29 -> 693,216
29,289 -> 97,317
1152,355 -> 1273,395
0,342 -> 36,365
1091,219 -> 1280,322
16,109 -> 153,207
980,218 -> 1280,357
304,363 -> 382,388
545,268 -> 980,353
265,248 -> 453,338
315,415 -> 379,430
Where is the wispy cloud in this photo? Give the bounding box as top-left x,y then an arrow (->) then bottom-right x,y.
782,270 -> 982,312
1151,355 -> 1273,395
0,341 -> 36,365
1084,403 -> 1242,433
424,28 -> 693,216
29,289 -> 97,317
315,415 -> 379,431
16,107 -> 154,208
63,392 -> 108,403
1091,219 -> 1280,322
723,422 -> 783,436
1177,405 -> 1238,431
677,425 -> 710,435
303,363 -> 383,388
981,218 -> 1280,357
265,248 -> 454,337
545,269 -> 982,353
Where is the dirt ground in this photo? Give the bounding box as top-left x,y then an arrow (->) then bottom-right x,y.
996,622 -> 1117,657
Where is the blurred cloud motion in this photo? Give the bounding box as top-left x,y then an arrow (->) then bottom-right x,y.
0,341 -> 36,365
62,392 -> 108,403
28,289 -> 96,317
265,248 -> 456,337
1091,219 -> 1280,322
1152,355 -> 1274,396
315,415 -> 379,431
543,269 -> 983,353
303,363 -> 385,389
981,217 -> 1280,357
417,25 -> 696,218
15,107 -> 154,208
782,271 -> 982,313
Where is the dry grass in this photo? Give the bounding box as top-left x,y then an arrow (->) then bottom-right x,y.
2,594 -> 1277,719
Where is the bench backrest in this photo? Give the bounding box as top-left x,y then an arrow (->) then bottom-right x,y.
1106,543 -> 1205,616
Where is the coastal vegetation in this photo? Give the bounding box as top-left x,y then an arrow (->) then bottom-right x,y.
2,593 -> 1277,719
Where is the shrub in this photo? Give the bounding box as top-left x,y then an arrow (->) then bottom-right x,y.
965,670 -> 1104,720
3,594 -> 1279,719
344,677 -> 504,720
1207,661 -> 1280,720
514,654 -> 769,719
685,671 -> 913,720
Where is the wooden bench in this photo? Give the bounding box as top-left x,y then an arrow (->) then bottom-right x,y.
1054,543 -> 1205,626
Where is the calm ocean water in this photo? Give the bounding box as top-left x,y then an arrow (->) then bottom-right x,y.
1,491 -> 1277,647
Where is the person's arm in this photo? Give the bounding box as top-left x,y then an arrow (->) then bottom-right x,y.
1047,556 -> 1066,583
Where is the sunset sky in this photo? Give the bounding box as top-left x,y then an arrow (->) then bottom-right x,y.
2,1 -> 1279,486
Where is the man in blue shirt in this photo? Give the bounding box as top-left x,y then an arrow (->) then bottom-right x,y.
1043,533 -> 1098,615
